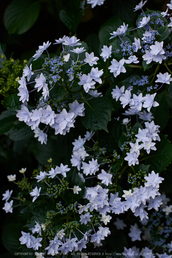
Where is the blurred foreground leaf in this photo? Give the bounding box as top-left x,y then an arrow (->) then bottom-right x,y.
4,0 -> 40,34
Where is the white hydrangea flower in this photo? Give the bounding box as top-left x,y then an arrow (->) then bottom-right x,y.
134,0 -> 147,12
7,174 -> 16,182
87,0 -> 105,8
84,52 -> 99,66
128,223 -> 141,241
2,189 -> 13,202
97,169 -> 112,186
23,64 -> 34,82
155,72 -> 172,84
73,185 -> 82,194
138,16 -> 150,28
114,218 -> 127,230
33,41 -> 51,60
100,45 -> 112,61
109,23 -> 128,39
109,58 -> 126,78
3,200 -> 13,213
34,128 -> 47,144
35,171 -> 48,182
62,36 -> 81,47
30,186 -> 41,202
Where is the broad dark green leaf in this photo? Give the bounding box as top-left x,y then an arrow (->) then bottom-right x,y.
59,0 -> 83,33
135,164 -> 150,174
99,16 -> 122,47
85,33 -> 100,56
50,84 -> 66,103
108,120 -> 126,149
2,223 -> 22,253
32,139 -> 59,165
9,123 -> 33,141
166,82 -> 172,108
144,135 -> 172,173
110,0 -> 138,23
161,165 -> 172,194
112,159 -> 124,174
4,0 -> 40,34
3,93 -> 20,110
32,134 -> 74,165
66,168 -> 85,201
157,27 -> 170,41
81,97 -> 113,132
0,109 -> 16,119
151,91 -> 169,131
142,60 -> 153,71
0,114 -> 16,135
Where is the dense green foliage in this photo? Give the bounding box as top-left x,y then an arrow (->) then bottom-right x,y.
1,0 -> 172,257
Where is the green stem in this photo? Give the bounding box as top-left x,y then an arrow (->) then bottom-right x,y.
149,63 -> 160,85
127,64 -> 142,69
164,62 -> 172,74
130,165 -> 135,174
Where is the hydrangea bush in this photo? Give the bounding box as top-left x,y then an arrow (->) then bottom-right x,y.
2,0 -> 172,257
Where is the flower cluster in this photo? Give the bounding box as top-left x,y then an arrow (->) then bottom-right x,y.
16,35 -> 105,144
2,152 -> 166,256
2,0 -> 172,257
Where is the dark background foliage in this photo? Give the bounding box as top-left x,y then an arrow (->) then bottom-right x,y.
0,0 -> 170,256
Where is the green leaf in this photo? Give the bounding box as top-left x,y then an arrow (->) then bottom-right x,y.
81,98 -> 113,132
32,133 -> 74,165
144,135 -> 172,173
132,122 -> 143,134
2,223 -> 22,253
157,26 -> 170,41
166,82 -> 172,108
85,33 -> 100,56
110,0 -> 138,23
135,164 -> 150,174
161,164 -> 172,194
4,0 -> 40,35
0,109 -> 16,119
9,123 -> 33,141
112,159 -> 124,174
49,85 -> 66,103
108,120 -> 126,149
59,0 -> 83,33
142,60 -> 153,71
99,16 -> 122,47
152,91 -> 169,131
0,111 -> 16,135
32,139 -> 59,165
66,168 -> 85,201
3,93 -> 20,110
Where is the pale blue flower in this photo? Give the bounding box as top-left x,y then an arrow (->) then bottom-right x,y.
133,0 -> 147,12
109,58 -> 126,78
34,128 -> 47,144
30,186 -> 41,202
128,223 -> 141,241
84,52 -> 99,66
100,45 -> 112,61
2,189 -> 13,202
109,23 -> 128,39
87,0 -> 105,8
